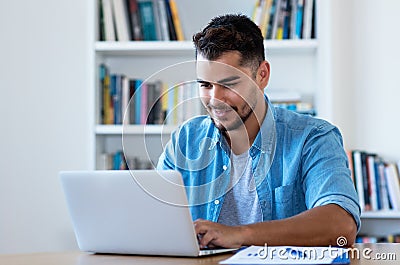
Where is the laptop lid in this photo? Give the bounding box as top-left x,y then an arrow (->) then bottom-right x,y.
59,170 -> 234,256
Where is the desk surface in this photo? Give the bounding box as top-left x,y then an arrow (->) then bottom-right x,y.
1,243 -> 399,265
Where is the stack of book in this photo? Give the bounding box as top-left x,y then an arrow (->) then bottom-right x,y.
356,234 -> 400,243
98,150 -> 155,170
99,64 -> 203,125
347,150 -> 400,212
99,0 -> 184,41
268,90 -> 316,116
252,0 -> 316,40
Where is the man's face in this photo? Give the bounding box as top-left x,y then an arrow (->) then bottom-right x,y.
196,52 -> 261,132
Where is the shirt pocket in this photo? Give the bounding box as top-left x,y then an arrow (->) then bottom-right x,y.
274,184 -> 298,219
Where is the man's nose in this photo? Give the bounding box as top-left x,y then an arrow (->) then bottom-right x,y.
211,83 -> 226,102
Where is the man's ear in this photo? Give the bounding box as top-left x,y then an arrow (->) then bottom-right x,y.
257,61 -> 270,88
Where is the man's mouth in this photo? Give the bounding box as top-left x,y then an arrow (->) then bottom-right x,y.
211,108 -> 232,118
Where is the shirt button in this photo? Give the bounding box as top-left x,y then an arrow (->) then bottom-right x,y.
222,165 -> 227,170
214,199 -> 220,205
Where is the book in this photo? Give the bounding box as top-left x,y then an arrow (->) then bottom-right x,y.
366,154 -> 378,211
384,163 -> 400,211
281,0 -> 292,39
103,73 -> 114,124
128,79 -> 137,124
167,0 -> 184,40
352,150 -> 365,211
134,79 -> 143,124
360,152 -> 371,211
266,0 -> 278,39
260,0 -> 274,39
140,81 -> 148,124
99,64 -> 108,123
146,81 -> 163,124
164,0 -> 177,40
121,75 -> 130,125
112,0 -> 131,41
294,0 -> 304,39
98,0 -> 106,40
271,0 -> 282,39
126,0 -> 143,40
138,0 -> 158,40
252,0 -> 264,27
302,0 -> 314,39
376,159 -> 390,210
346,150 -> 354,184
155,0 -> 170,41
101,0 -> 116,41
110,74 -> 122,124
151,0 -> 163,40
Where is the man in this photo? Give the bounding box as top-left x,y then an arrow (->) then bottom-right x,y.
157,14 -> 360,249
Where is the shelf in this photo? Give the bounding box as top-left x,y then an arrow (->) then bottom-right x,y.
361,211 -> 400,219
95,124 -> 177,135
95,40 -> 318,56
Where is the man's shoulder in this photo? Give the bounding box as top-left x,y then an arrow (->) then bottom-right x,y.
273,106 -> 334,132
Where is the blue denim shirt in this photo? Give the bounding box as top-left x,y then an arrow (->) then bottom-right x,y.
157,96 -> 361,231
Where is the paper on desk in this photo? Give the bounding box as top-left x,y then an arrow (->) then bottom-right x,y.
220,245 -> 350,264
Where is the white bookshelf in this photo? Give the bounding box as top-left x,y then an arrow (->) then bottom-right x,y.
360,211 -> 400,237
95,124 -> 176,135
92,0 -> 400,238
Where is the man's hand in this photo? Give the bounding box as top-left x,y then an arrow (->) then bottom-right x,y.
194,219 -> 247,249
193,205 -> 357,248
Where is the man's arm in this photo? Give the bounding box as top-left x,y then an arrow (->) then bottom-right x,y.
194,204 -> 357,248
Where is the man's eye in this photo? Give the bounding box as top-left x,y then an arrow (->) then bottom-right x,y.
199,83 -> 212,88
224,82 -> 239,88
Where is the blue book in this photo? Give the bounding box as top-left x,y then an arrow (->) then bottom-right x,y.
295,0 -> 304,39
111,74 -> 122,124
138,0 -> 157,40
134,79 -> 143,124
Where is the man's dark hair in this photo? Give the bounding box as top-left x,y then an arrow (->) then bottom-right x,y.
193,14 -> 265,73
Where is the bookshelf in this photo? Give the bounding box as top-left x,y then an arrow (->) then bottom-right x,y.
92,0 -> 400,239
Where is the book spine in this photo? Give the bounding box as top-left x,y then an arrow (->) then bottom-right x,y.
271,0 -> 282,39
121,75 -> 130,125
128,79 -> 136,124
156,0 -> 170,40
366,154 -> 378,211
302,0 -> 314,39
167,0 -> 184,40
151,0 -> 163,40
164,0 -> 177,40
102,0 -> 116,41
126,0 -> 143,40
360,152 -> 371,211
112,0 -> 131,41
352,150 -> 365,212
134,79 -> 142,124
294,0 -> 304,39
140,82 -> 148,124
384,163 -> 400,210
260,0 -> 274,39
138,0 -> 158,40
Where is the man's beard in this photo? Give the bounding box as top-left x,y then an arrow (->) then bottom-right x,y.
209,103 -> 254,132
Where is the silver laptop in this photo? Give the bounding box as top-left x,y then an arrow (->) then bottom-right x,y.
59,170 -> 236,256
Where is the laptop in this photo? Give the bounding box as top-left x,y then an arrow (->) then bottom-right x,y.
59,170 -> 237,256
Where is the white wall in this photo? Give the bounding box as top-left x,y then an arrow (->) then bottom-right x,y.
0,0 -> 92,253
330,0 -> 400,161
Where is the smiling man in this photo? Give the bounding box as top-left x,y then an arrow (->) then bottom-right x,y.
157,14 -> 360,249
